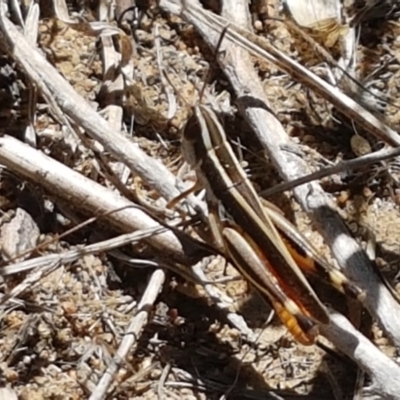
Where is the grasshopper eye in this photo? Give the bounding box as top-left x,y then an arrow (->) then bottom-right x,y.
183,114 -> 201,143
181,114 -> 202,167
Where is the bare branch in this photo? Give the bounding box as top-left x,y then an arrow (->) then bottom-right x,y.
261,146 -> 400,197
89,269 -> 165,400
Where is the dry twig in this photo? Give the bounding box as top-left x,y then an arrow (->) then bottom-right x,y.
0,135 -> 187,263
89,269 -> 165,400
261,145 -> 400,197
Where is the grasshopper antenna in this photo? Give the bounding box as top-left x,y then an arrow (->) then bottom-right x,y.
162,25 -> 229,109
198,25 -> 229,103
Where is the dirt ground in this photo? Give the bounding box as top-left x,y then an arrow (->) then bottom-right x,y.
1,0 -> 400,399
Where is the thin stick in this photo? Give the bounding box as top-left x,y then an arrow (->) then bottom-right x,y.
198,25 -> 229,102
261,146 -> 400,197
0,225 -> 170,277
89,269 -> 165,400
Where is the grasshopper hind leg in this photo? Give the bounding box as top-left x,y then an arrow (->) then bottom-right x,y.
263,203 -> 365,302
272,299 -> 319,346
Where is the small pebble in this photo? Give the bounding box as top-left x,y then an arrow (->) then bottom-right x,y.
254,20 -> 263,31
337,190 -> 350,206
363,186 -> 373,198
350,134 -> 372,156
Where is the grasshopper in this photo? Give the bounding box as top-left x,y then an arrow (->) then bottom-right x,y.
176,102 -> 363,345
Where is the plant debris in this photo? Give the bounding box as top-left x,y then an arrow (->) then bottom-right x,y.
1,0 -> 400,399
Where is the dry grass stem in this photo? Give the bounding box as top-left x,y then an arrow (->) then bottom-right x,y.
261,145 -> 400,197
89,269 -> 165,400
